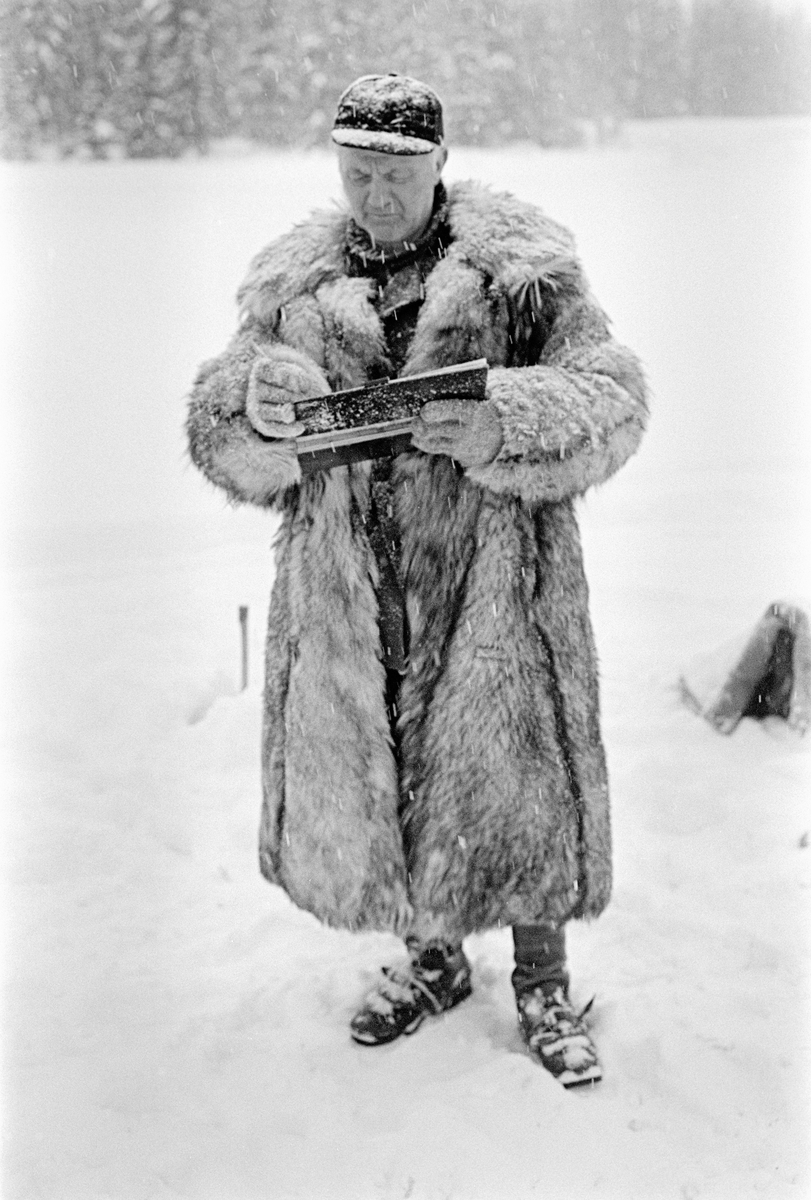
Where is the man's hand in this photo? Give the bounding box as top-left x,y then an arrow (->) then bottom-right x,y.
246,351 -> 330,439
411,399 -> 503,467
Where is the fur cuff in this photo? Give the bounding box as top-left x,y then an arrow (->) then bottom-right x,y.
197,416 -> 301,503
467,360 -> 647,502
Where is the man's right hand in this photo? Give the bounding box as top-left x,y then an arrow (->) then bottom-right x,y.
246,352 -> 330,439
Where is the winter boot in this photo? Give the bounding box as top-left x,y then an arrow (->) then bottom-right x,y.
516,985 -> 602,1088
350,943 -> 472,1045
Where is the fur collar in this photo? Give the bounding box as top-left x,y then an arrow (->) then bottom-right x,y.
237,180 -> 581,328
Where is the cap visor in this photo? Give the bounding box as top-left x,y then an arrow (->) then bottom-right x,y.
331,128 -> 438,155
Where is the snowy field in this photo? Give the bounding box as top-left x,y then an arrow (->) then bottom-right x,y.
1,117 -> 810,1199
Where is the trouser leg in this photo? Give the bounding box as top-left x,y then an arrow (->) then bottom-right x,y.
511,924 -> 569,997
385,666 -> 405,750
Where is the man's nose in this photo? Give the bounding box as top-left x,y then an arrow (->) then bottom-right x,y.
367,175 -> 394,212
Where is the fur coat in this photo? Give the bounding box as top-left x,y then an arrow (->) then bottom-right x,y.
187,179 -> 648,944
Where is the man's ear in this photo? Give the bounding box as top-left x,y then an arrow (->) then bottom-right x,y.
434,145 -> 448,179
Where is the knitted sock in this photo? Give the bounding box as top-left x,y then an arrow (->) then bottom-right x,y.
511,924 -> 569,997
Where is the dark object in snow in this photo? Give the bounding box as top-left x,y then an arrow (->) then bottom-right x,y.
332,73 -> 444,155
680,602 -> 811,736
293,359 -> 488,474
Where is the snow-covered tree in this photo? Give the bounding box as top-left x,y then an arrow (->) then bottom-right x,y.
690,0 -> 811,116
1,0 -> 809,159
626,0 -> 690,118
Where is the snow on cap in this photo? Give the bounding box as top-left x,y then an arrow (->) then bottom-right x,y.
331,74 -> 444,156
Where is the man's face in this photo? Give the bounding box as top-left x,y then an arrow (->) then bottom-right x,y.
338,145 -> 447,247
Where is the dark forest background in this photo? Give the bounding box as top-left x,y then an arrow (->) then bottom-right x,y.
1,0 -> 810,159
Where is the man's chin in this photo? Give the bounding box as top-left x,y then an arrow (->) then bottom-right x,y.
363,218 -> 408,246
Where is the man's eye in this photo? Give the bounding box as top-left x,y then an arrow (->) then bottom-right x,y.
350,171 -> 371,184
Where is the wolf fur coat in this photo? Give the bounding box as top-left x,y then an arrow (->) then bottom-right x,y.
187,179 -> 648,945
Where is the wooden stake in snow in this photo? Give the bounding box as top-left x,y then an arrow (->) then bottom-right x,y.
239,606 -> 249,691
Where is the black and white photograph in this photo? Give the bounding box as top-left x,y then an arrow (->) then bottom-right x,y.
1,1 -> 809,1196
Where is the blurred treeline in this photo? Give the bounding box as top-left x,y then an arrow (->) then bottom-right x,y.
1,0 -> 809,159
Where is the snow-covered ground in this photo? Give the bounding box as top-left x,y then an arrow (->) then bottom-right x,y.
1,118 -> 810,1199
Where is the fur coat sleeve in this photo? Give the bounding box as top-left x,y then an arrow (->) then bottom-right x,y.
413,182 -> 649,504
470,274 -> 648,504
186,329 -> 306,508
186,208 -> 363,507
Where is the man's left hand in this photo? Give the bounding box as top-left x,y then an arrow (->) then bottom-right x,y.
411,399 -> 503,467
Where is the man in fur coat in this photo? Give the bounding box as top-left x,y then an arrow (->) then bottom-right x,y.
187,74 -> 648,1087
